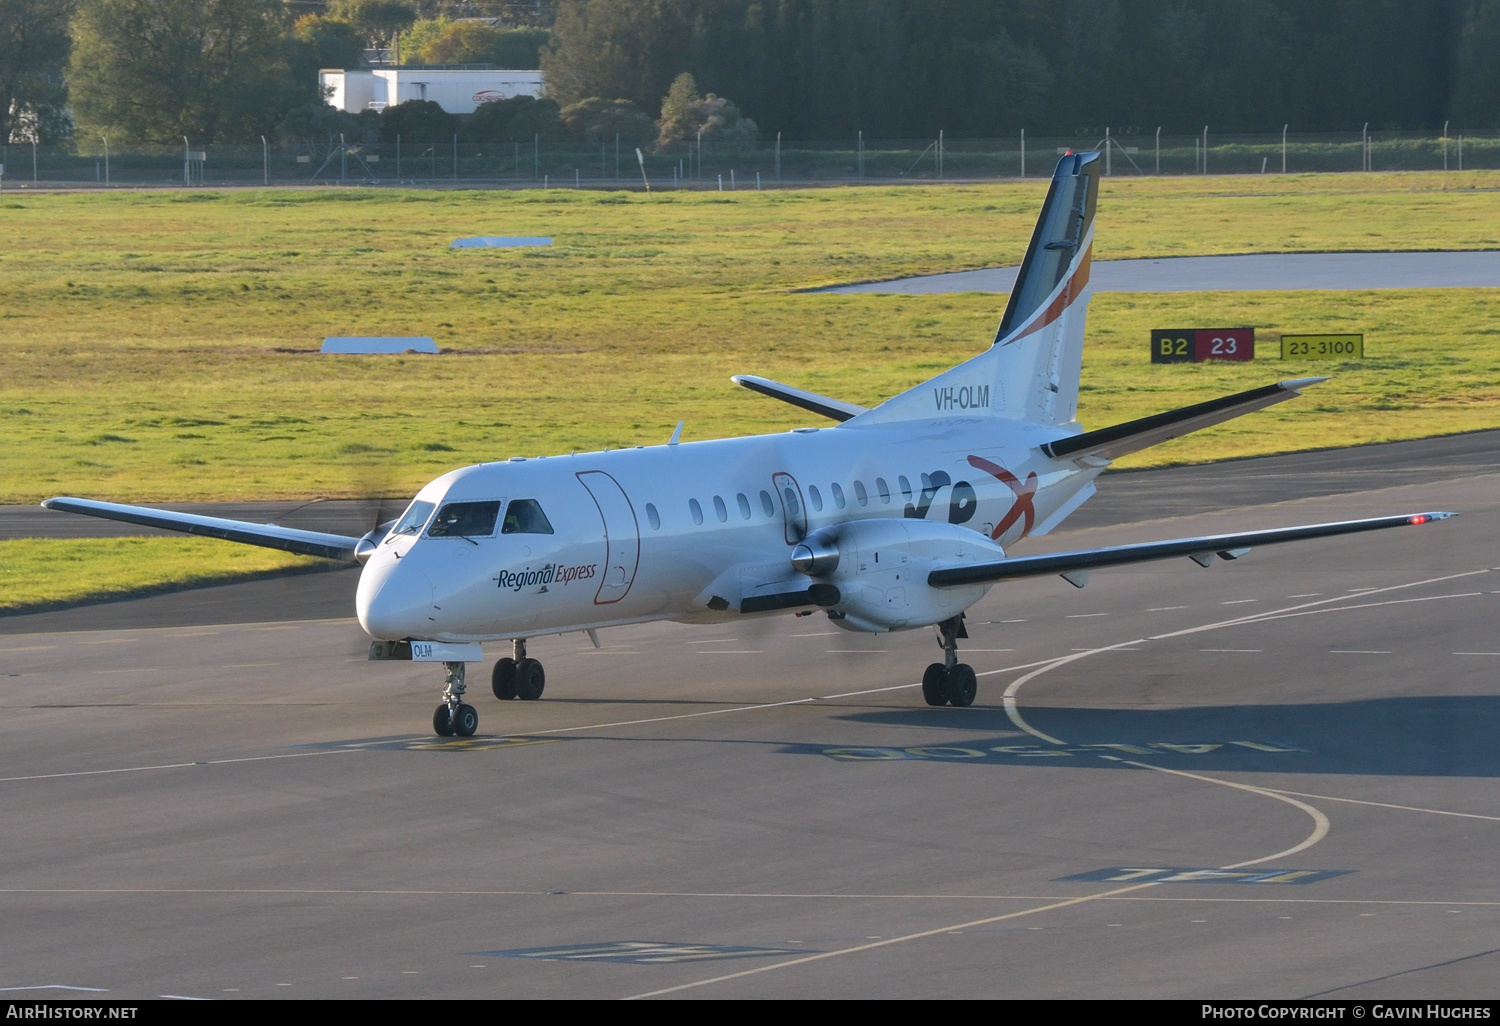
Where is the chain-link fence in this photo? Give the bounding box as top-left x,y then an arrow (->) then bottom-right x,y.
2,131 -> 1495,189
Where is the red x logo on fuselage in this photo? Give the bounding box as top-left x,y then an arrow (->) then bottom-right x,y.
967,455 -> 1037,541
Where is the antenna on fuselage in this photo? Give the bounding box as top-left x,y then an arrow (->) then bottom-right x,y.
668,421 -> 684,445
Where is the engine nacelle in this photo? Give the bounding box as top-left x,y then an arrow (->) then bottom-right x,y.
792,518 -> 1005,632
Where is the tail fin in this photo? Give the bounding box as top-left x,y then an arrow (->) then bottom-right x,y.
848,151 -> 1102,428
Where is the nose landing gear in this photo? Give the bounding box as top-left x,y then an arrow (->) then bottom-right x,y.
491,639 -> 546,702
922,615 -> 977,708
433,660 -> 478,737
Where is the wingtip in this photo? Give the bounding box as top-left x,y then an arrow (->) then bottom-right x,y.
1409,511 -> 1458,524
1279,376 -> 1330,391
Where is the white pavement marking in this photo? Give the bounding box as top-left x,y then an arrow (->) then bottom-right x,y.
1329,650 -> 1392,654
625,773 -> 1331,1000
1261,788 -> 1500,823
0,985 -> 109,993
1454,652 -> 1500,656
0,749 -> 360,784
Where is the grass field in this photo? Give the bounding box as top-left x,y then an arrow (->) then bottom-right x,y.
2,171 -> 1498,610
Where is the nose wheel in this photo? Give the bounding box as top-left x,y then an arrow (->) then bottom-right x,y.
922,615 -> 976,708
432,661 -> 478,737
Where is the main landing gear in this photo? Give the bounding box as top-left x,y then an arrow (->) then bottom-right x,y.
433,661 -> 479,738
922,615 -> 977,708
491,639 -> 546,702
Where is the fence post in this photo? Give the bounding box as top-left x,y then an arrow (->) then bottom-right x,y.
1362,123 -> 1368,172
1021,128 -> 1025,178
1443,120 -> 1449,171
1202,126 -> 1208,174
105,135 -> 111,186
1282,124 -> 1288,173
260,135 -> 266,185
182,136 -> 188,185
1105,127 -> 1111,175
938,129 -> 944,178
1155,127 -> 1160,175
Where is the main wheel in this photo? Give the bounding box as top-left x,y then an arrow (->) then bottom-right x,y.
492,657 -> 518,700
453,703 -> 479,737
515,658 -> 546,701
944,663 -> 977,708
921,663 -> 949,706
433,703 -> 456,737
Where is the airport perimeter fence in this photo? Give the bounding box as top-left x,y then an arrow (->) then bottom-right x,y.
2,131 -> 1497,190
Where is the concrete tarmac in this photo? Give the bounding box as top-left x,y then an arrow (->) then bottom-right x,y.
821,250 -> 1500,294
1,446 -> 1497,998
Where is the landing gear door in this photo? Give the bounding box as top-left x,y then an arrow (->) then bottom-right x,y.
576,470 -> 641,605
772,471 -> 807,545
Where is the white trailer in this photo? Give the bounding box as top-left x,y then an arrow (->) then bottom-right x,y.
320,68 -> 545,114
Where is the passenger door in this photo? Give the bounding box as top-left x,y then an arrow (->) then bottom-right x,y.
576,470 -> 641,605
772,471 -> 807,545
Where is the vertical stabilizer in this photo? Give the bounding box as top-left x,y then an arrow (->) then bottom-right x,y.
848,152 -> 1102,428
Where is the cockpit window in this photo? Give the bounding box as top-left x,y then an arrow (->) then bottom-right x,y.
391,500 -> 436,537
428,500 -> 501,538
502,498 -> 554,535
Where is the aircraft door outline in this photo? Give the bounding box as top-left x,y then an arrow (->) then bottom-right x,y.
576,470 -> 641,605
772,471 -> 807,545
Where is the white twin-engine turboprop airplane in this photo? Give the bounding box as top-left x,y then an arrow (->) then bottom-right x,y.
45,152 -> 1453,737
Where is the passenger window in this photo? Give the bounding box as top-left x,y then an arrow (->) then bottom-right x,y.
760,490 -> 775,517
831,482 -> 846,509
713,495 -> 728,522
689,498 -> 704,525
876,477 -> 891,503
500,499 -> 553,535
646,503 -> 661,530
391,499 -> 435,537
782,486 -> 800,517
898,475 -> 913,500
854,480 -> 869,506
736,493 -> 752,519
432,499 -> 502,538
808,485 -> 823,512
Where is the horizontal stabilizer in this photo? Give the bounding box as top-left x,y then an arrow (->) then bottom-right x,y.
41,497 -> 362,562
1042,378 -> 1326,462
731,374 -> 867,423
928,512 -> 1454,588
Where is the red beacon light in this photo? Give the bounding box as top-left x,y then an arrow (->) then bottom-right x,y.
1410,514 -> 1429,525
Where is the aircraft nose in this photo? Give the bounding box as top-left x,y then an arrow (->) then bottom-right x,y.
357,558 -> 437,640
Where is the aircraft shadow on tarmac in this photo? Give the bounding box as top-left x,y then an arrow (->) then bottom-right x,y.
785,696 -> 1500,778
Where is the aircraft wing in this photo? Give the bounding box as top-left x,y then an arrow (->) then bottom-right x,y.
731,374 -> 868,423
41,497 -> 363,562
1041,378 -> 1326,462
928,512 -> 1453,589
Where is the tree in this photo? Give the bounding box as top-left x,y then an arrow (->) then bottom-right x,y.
289,14 -> 366,95
329,0 -> 417,48
378,98 -> 455,143
464,94 -> 563,143
69,0 -> 306,144
278,101 -> 379,158
559,96 -> 655,145
1452,0 -> 1500,128
0,0 -> 76,145
655,72 -> 756,150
